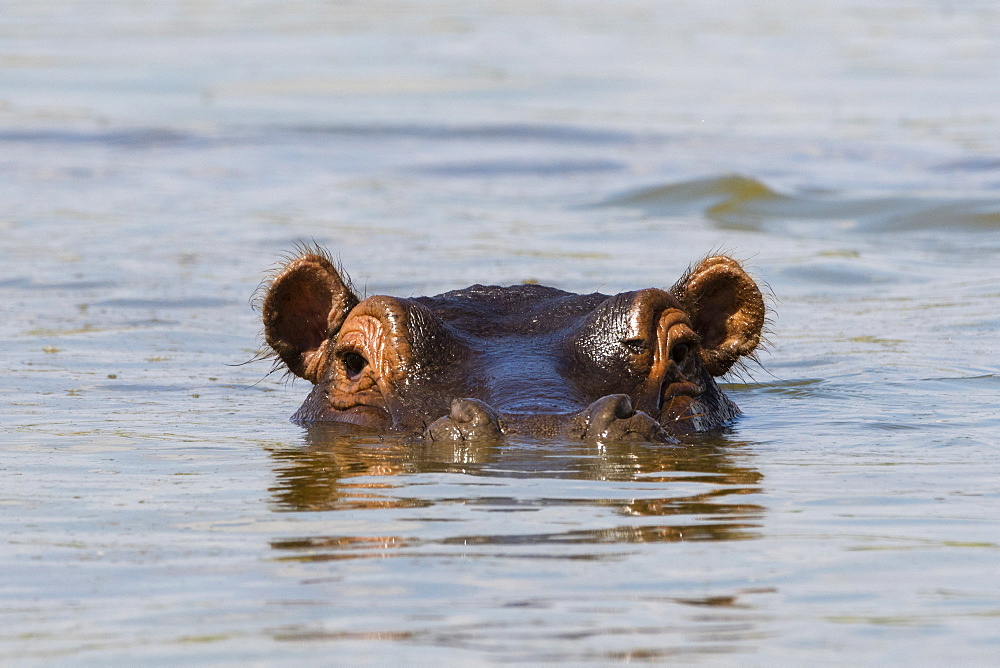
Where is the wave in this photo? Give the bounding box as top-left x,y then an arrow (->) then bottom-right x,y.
600,174 -> 1000,233
0,122 -> 641,149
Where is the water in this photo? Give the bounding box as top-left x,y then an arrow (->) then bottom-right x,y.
2,1 -> 1000,663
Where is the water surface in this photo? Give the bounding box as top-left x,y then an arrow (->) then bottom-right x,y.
2,1 -> 1000,663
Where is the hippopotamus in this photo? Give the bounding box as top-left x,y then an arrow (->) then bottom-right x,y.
261,249 -> 765,443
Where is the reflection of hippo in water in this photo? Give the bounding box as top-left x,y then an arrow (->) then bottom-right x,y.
261,249 -> 766,443
268,429 -> 765,544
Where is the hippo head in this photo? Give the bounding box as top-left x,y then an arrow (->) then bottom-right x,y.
261,250 -> 765,443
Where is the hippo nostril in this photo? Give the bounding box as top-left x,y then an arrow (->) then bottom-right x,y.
575,394 -> 674,444
425,398 -> 503,442
449,398 -> 500,427
586,394 -> 635,426
611,395 -> 634,419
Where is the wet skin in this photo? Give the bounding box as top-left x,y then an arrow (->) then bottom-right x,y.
261,250 -> 766,444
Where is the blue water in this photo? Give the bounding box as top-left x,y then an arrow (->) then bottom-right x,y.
2,1 -> 999,663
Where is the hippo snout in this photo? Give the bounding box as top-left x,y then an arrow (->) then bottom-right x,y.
423,394 -> 676,444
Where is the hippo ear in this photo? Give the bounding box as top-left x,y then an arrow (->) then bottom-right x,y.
670,256 -> 765,376
262,252 -> 360,382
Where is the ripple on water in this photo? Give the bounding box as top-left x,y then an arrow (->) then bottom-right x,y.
600,173 -> 1000,235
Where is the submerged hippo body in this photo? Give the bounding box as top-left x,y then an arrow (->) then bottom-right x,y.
262,250 -> 766,444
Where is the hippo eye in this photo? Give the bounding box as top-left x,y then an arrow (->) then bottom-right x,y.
670,343 -> 690,365
342,351 -> 368,378
622,338 -> 647,354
